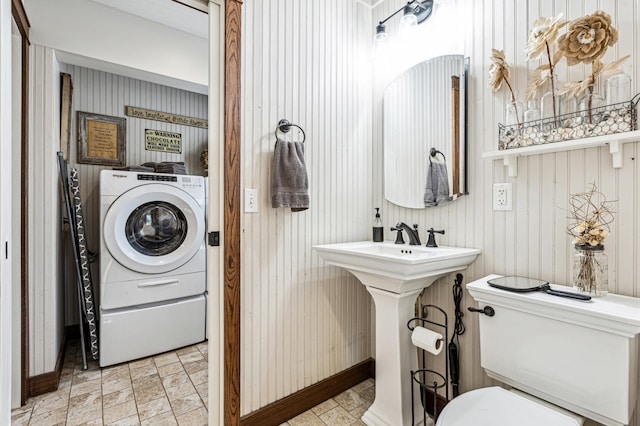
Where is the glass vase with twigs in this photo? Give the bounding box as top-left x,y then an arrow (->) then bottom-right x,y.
566,183 -> 615,296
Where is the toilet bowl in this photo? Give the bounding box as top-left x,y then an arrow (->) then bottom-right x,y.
436,386 -> 583,425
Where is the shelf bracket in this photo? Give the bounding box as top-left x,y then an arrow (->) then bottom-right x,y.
609,140 -> 622,168
503,155 -> 518,177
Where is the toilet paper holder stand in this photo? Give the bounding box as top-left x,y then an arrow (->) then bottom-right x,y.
407,304 -> 449,424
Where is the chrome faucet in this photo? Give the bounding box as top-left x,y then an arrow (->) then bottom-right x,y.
392,222 -> 422,245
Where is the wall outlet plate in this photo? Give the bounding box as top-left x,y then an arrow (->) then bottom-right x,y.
245,188 -> 258,213
493,183 -> 512,211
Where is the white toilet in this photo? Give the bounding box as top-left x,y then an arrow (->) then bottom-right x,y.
436,274 -> 640,426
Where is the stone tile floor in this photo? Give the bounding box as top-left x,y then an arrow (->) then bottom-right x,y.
11,339 -> 374,425
280,378 -> 374,426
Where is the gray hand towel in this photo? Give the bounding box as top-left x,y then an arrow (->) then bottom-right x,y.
271,137 -> 309,212
424,160 -> 452,207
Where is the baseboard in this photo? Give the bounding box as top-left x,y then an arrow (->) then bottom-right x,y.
28,326 -> 71,397
240,358 -> 375,426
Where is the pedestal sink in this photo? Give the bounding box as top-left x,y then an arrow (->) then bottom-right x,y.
313,241 -> 481,426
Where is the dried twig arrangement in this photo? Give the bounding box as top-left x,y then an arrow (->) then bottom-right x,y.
567,183 -> 615,295
566,183 -> 615,247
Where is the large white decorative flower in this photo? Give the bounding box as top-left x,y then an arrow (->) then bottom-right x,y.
525,14 -> 567,61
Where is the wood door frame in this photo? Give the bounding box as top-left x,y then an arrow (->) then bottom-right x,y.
11,0 -> 242,415
11,0 -> 239,414
11,0 -> 29,406
223,0 -> 242,424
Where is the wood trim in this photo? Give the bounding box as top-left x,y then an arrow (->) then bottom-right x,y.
223,0 -> 242,425
27,328 -> 69,398
240,358 -> 375,426
12,0 -> 30,406
11,0 -> 30,41
451,75 -> 460,197
19,34 -> 29,406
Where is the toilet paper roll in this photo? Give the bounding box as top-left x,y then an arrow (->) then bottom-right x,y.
411,326 -> 443,355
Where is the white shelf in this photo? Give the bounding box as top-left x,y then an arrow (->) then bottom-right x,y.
482,130 -> 640,177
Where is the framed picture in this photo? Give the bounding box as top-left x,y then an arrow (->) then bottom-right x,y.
77,111 -> 126,166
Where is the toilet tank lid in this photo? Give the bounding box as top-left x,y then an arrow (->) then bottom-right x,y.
436,387 -> 583,426
467,275 -> 640,337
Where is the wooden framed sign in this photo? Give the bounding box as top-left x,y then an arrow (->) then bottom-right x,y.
77,111 -> 126,166
145,129 -> 182,153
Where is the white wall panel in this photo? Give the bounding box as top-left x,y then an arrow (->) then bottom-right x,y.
373,1 -> 639,425
28,45 -> 63,375
240,0 -> 373,415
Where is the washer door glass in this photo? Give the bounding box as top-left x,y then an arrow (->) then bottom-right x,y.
103,183 -> 205,274
126,201 -> 187,256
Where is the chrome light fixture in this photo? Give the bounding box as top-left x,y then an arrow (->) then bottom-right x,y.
375,0 -> 434,42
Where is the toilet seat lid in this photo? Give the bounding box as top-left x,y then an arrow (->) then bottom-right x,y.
436,387 -> 582,426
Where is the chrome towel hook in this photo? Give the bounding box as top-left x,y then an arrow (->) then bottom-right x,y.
275,119 -> 306,143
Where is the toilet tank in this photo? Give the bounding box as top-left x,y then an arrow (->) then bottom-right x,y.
467,275 -> 640,426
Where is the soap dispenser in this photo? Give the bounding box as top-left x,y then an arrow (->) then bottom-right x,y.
373,208 -> 383,242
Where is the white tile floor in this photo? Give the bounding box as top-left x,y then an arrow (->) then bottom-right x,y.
11,339 -> 375,426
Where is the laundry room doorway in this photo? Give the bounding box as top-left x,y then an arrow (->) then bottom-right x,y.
17,0 -> 228,423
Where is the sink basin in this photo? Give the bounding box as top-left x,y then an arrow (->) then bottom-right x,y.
313,240 -> 481,425
313,241 -> 481,294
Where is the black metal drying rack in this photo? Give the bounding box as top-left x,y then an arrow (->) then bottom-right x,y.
57,152 -> 90,369
408,304 -> 448,425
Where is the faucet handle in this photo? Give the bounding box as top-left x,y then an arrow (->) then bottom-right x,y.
390,227 -> 405,245
425,228 -> 445,247
413,224 -> 419,231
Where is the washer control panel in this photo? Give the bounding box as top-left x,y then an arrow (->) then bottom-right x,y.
137,174 -> 178,182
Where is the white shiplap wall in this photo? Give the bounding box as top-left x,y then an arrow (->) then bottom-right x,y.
373,1 -> 639,425
28,45 -> 64,375
240,0 -> 374,415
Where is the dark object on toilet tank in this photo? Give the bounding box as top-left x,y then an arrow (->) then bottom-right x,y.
487,276 -> 592,301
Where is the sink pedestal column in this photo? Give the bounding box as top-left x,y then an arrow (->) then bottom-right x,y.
362,286 -> 427,426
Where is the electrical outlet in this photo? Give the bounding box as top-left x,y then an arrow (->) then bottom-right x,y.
493,183 -> 512,211
245,188 -> 258,213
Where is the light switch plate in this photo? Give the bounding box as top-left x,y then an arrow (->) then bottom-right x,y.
493,183 -> 512,211
245,188 -> 258,213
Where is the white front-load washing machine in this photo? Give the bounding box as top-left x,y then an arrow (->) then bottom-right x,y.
99,170 -> 206,366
